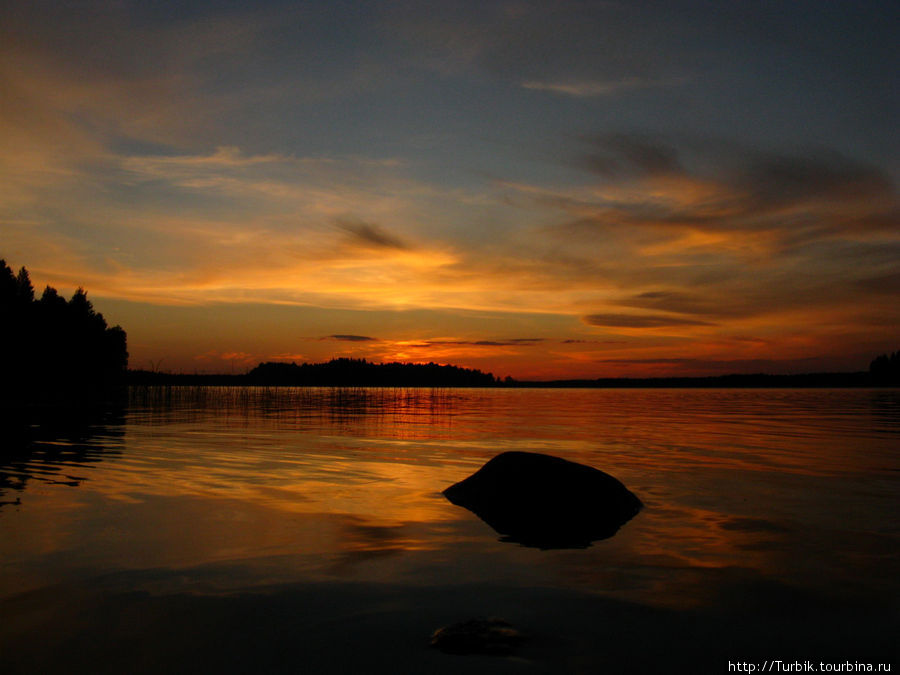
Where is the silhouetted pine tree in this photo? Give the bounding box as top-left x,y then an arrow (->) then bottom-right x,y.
0,260 -> 128,395
869,351 -> 900,385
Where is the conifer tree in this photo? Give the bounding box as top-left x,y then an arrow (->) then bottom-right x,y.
0,260 -> 129,394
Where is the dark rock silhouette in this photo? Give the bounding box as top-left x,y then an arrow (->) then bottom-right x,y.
443,451 -> 642,549
430,616 -> 524,655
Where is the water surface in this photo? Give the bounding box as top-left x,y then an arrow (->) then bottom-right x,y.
2,387 -> 898,673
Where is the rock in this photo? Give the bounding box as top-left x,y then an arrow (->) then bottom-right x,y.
430,617 -> 524,655
443,451 -> 642,549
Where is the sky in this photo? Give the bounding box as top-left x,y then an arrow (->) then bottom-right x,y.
1,0 -> 898,379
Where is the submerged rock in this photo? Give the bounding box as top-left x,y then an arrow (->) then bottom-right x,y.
443,451 -> 642,549
430,617 -> 524,655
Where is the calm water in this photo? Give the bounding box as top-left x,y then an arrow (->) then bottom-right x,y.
2,387 -> 898,673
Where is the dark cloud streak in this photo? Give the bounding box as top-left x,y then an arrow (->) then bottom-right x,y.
581,133 -> 683,179
619,290 -> 758,319
855,271 -> 900,295
737,151 -> 894,209
421,338 -> 545,347
583,313 -> 713,328
336,219 -> 410,250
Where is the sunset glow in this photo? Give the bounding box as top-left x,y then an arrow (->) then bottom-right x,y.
2,1 -> 897,378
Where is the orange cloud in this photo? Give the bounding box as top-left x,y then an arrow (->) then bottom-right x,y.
3,10 -> 897,380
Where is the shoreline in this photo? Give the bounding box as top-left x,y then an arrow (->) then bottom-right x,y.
124,370 -> 895,389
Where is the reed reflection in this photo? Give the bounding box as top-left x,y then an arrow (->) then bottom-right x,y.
128,385 -> 462,438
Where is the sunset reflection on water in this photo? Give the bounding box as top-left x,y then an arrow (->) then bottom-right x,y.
1,387 -> 898,671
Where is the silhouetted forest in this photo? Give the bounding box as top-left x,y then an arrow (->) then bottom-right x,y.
870,350 -> 900,385
0,261 -> 128,398
131,358 -> 498,387
128,358 -> 497,387
250,358 -> 497,386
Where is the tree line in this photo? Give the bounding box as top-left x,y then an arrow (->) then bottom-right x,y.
243,358 -> 496,387
0,261 -> 128,395
129,358 -> 498,387
869,351 -> 900,385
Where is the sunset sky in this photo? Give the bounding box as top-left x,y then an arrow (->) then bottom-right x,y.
2,1 -> 897,379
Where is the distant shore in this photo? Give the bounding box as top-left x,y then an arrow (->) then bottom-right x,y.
126,365 -> 894,389
510,371 -> 881,388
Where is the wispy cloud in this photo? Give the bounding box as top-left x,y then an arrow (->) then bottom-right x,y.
568,135 -> 897,242
121,146 -> 291,174
583,314 -> 714,328
522,76 -> 687,97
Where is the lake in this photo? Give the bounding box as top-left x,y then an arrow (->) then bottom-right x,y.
1,387 -> 898,673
